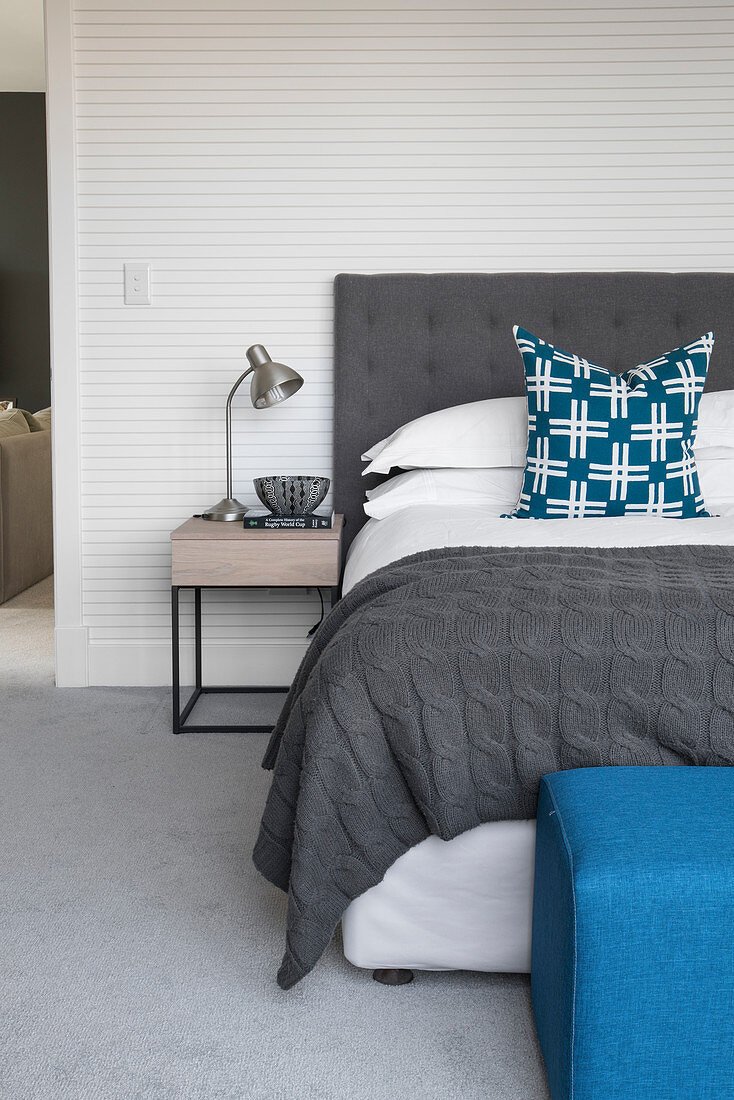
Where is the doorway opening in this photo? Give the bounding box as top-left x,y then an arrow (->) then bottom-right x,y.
0,11 -> 54,686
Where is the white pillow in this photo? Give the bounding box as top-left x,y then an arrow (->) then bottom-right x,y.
364,467 -> 523,520
697,454 -> 734,515
696,390 -> 734,451
364,457 -> 734,520
361,396 -> 528,475
361,389 -> 734,477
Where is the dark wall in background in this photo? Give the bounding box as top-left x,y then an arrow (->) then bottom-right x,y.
0,93 -> 50,412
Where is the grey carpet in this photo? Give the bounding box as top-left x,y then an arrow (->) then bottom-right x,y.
2,574 -> 54,610
1,681 -> 549,1100
0,574 -> 54,687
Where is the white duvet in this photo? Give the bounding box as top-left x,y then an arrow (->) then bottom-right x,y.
343,506 -> 734,594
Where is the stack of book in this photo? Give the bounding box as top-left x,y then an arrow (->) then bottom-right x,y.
243,508 -> 334,530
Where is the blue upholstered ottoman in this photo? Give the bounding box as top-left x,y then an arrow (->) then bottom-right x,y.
531,767 -> 734,1100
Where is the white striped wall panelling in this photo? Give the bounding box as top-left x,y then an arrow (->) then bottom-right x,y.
73,0 -> 734,685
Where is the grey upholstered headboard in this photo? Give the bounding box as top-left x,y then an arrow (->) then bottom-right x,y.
333,272 -> 734,554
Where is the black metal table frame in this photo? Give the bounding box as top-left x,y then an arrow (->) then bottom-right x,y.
171,584 -> 336,734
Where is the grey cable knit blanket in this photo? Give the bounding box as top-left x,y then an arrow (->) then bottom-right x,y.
253,544 -> 734,988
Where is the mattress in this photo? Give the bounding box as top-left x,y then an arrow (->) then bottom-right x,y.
341,505 -> 734,974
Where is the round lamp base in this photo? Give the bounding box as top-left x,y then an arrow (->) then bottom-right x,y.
202,497 -> 248,522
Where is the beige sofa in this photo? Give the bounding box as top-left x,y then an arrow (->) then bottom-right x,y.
0,408 -> 53,604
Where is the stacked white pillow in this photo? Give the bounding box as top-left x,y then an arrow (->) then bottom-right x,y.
365,467 -> 524,519
362,396 -> 529,475
362,390 -> 734,519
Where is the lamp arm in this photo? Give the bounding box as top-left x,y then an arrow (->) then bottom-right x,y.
225,366 -> 253,500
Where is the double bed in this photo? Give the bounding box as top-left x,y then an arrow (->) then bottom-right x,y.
255,273 -> 734,987
341,513 -> 734,977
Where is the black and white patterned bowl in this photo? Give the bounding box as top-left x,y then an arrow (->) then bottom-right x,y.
253,475 -> 330,516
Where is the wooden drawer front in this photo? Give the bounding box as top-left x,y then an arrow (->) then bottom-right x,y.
172,537 -> 340,587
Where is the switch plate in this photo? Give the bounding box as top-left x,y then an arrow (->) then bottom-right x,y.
124,262 -> 151,305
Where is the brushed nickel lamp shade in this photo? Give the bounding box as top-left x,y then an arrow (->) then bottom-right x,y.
203,344 -> 304,522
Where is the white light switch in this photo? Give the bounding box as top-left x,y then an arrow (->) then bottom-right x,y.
124,262 -> 151,305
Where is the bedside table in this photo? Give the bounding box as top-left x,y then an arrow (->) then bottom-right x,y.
170,515 -> 344,735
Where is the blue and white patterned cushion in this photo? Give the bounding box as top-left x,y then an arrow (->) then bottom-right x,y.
509,326 -> 713,519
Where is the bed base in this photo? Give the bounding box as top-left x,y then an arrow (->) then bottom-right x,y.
343,820 -> 536,977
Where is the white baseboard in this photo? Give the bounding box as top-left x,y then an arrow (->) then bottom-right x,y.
87,640 -> 308,687
55,626 -> 89,686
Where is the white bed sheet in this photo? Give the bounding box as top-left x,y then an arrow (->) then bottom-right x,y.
341,505 -> 734,975
343,506 -> 734,594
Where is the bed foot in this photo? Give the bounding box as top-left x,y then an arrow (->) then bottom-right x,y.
372,968 -> 414,986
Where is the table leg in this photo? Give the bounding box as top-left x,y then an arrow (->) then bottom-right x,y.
194,587 -> 202,689
172,586 -> 181,734
171,584 -> 290,735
